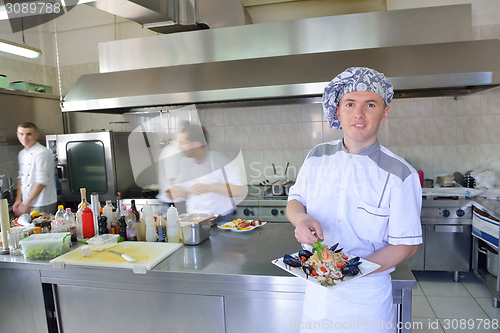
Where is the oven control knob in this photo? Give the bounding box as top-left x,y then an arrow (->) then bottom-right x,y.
280,210 -> 285,215
243,208 -> 251,216
442,209 -> 450,217
250,211 -> 255,216
456,209 -> 465,217
271,208 -> 279,216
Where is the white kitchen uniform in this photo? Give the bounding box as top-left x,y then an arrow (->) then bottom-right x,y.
174,150 -> 244,216
18,142 -> 57,208
157,140 -> 184,203
288,139 -> 422,333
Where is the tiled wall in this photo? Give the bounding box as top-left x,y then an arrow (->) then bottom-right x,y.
0,56 -> 58,95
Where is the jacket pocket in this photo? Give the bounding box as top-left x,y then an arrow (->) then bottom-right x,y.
354,201 -> 390,243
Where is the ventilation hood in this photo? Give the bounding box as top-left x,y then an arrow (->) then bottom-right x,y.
86,0 -> 250,33
63,5 -> 500,113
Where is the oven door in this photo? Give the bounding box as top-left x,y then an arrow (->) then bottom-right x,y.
56,132 -> 116,202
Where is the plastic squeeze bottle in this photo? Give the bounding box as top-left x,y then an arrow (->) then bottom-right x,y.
102,200 -> 114,232
81,205 -> 95,238
145,215 -> 157,242
166,205 -> 180,243
53,205 -> 67,233
64,208 -> 76,240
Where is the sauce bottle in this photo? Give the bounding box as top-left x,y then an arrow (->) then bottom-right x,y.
81,204 -> 95,239
102,200 -> 114,232
167,205 -> 180,243
157,212 -> 167,242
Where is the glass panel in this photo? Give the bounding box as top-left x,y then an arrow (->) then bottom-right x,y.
67,141 -> 107,194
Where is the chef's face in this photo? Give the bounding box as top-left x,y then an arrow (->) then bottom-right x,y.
17,126 -> 39,149
336,91 -> 389,152
178,132 -> 201,158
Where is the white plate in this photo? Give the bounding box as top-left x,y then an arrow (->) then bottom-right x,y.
272,252 -> 380,290
217,220 -> 267,232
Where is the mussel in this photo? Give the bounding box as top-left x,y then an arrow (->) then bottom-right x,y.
302,265 -> 314,275
283,254 -> 302,268
298,249 -> 313,262
346,257 -> 360,265
329,243 -> 339,252
342,265 -> 361,276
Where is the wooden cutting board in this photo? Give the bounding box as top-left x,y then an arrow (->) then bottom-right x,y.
50,241 -> 182,274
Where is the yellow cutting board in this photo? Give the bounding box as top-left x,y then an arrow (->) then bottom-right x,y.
50,241 -> 182,274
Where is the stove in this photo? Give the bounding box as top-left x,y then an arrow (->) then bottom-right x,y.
235,186 -> 289,222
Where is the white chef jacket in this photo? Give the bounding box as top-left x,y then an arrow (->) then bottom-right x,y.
157,140 -> 184,203
288,139 -> 422,332
174,150 -> 244,216
18,142 -> 57,207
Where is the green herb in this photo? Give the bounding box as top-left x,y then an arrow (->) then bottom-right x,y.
118,237 -> 125,242
80,239 -> 89,244
321,281 -> 336,287
311,238 -> 327,261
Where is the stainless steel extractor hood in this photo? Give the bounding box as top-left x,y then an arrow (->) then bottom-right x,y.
63,4 -> 500,113
86,0 -> 250,33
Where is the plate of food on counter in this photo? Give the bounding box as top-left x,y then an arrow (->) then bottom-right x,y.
272,239 -> 380,289
218,219 -> 267,232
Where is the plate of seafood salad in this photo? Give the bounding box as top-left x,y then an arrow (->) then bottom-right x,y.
218,219 -> 267,232
272,239 -> 380,289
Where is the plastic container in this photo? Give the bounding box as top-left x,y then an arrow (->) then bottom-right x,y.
86,234 -> 119,252
20,233 -> 71,260
81,206 -> 95,239
102,201 -> 114,232
166,206 -> 179,243
181,218 -> 211,245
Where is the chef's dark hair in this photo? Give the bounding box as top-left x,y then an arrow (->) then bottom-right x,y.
181,124 -> 208,145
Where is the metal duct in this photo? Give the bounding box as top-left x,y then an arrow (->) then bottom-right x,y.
87,0 -> 250,33
63,5 -> 500,113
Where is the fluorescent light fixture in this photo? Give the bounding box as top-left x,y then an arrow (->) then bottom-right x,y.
0,38 -> 41,58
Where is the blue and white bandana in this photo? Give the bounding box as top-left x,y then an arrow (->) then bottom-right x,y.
322,67 -> 394,129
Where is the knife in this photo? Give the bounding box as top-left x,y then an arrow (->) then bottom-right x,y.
109,250 -> 136,263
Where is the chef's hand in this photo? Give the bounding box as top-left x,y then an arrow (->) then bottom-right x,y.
13,202 -> 30,216
189,183 -> 211,196
294,218 -> 324,245
168,186 -> 186,200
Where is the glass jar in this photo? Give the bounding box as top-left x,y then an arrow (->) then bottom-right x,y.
8,228 -> 25,256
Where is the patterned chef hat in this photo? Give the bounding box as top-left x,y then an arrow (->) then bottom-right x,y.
322,67 -> 394,129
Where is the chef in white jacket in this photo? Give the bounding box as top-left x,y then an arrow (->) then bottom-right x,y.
287,67 -> 422,332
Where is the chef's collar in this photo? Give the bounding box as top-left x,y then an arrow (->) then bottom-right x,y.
341,139 -> 380,156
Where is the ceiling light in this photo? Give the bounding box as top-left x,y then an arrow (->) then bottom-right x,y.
0,38 -> 41,58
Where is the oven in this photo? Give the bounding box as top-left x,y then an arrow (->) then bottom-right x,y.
406,197 -> 472,282
234,186 -> 289,222
46,131 -> 140,203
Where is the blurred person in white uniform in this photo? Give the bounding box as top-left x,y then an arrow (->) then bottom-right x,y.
13,122 -> 57,216
167,124 -> 245,221
286,67 -> 422,332
157,120 -> 189,212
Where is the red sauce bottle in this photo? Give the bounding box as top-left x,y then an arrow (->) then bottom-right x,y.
82,206 -> 95,239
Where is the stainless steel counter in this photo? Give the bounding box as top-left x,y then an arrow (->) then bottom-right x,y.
0,223 -> 416,333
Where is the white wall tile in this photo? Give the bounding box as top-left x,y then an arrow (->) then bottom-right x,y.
282,104 -> 302,123
322,122 -> 343,142
456,115 -> 481,144
283,149 -> 304,181
434,97 -> 457,117
204,109 -> 224,127
433,116 -> 457,145
480,24 -> 500,39
262,124 -> 283,150
481,114 -> 500,144
242,107 -> 262,125
410,117 -> 433,146
302,122 -> 323,149
302,103 -> 323,122
411,146 -> 433,177
457,94 -> 481,116
204,126 -> 225,145
387,118 -> 411,146
480,144 -> 500,165
262,105 -> 281,124
263,150 -> 284,179
456,145 -> 481,173
224,125 -> 244,150
243,125 -> 263,150
242,150 -> 264,184
389,99 -> 410,118
410,98 -> 433,118
282,123 -> 303,149
480,87 -> 500,114
224,108 -> 243,126
433,145 -> 457,174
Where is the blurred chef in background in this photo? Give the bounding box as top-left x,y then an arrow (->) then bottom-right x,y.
13,122 -> 57,216
167,124 -> 245,222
